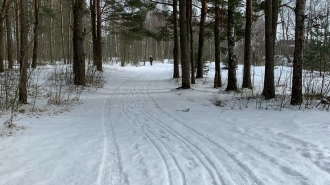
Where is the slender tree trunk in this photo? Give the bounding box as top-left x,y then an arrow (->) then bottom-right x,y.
6,2 -> 13,69
242,0 -> 252,89
0,24 -> 4,72
72,0 -> 86,85
187,0 -> 195,84
90,0 -> 96,65
272,0 -> 279,55
0,0 -> 8,72
15,0 -> 20,63
68,7 -> 72,64
226,0 -> 237,91
115,33 -> 119,62
172,0 -> 180,78
49,0 -> 53,64
291,0 -> 306,105
263,0 -> 275,99
19,0 -> 28,104
179,0 -> 190,88
96,0 -> 102,71
32,0 -> 39,68
60,0 -> 66,64
214,1 -> 222,88
196,0 -> 207,78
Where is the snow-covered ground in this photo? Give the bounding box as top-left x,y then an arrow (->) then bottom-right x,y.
1,62 -> 330,185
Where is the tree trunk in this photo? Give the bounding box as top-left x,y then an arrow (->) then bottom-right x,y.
196,0 -> 207,79
60,0 -> 66,64
0,23 -> 4,72
214,1 -> 222,88
291,0 -> 306,105
90,0 -> 97,65
263,0 -> 275,99
19,0 -> 28,104
0,0 -> 9,72
49,0 -> 53,64
272,0 -> 279,56
6,2 -> 13,69
242,0 -> 252,89
179,0 -> 190,88
72,0 -> 86,86
32,0 -> 39,68
15,0 -> 20,63
226,0 -> 237,91
187,0 -> 195,84
96,0 -> 102,71
67,7 -> 72,64
172,0 -> 180,78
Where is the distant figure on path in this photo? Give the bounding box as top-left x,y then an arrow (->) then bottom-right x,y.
149,56 -> 153,66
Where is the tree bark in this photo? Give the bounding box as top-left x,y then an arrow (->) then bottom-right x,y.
32,0 -> 39,68
263,0 -> 275,99
214,1 -> 222,88
272,0 -> 279,57
0,0 -> 9,72
6,2 -> 13,69
60,0 -> 66,64
49,0 -> 53,64
15,0 -> 20,63
196,0 -> 207,79
68,7 -> 72,64
226,0 -> 237,91
291,0 -> 306,105
96,0 -> 102,71
172,0 -> 180,78
19,0 -> 28,104
187,0 -> 195,84
242,0 -> 252,89
179,0 -> 190,88
90,0 -> 97,65
72,0 -> 86,85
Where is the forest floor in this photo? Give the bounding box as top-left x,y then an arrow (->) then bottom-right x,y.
1,61 -> 330,185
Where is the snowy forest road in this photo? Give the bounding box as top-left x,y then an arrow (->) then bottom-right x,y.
98,64 -> 330,185
2,63 -> 330,185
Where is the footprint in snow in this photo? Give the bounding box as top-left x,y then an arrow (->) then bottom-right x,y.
186,158 -> 197,169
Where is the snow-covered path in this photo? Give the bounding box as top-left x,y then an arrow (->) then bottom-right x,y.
1,63 -> 330,185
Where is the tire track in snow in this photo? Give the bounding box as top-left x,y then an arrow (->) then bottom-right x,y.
144,69 -> 264,185
119,73 -> 180,185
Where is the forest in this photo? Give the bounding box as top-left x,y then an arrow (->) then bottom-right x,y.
0,0 -> 329,113
3,1 -> 330,184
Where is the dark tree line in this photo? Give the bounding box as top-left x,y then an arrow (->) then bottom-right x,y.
151,0 -> 308,105
0,0 -> 312,106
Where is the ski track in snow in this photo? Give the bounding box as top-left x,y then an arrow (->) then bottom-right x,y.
3,64 -> 330,185
227,124 -> 330,184
142,69 -> 262,185
121,73 -> 175,185
100,72 -> 147,185
100,77 -> 128,185
139,71 -> 225,185
98,65 -> 330,185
